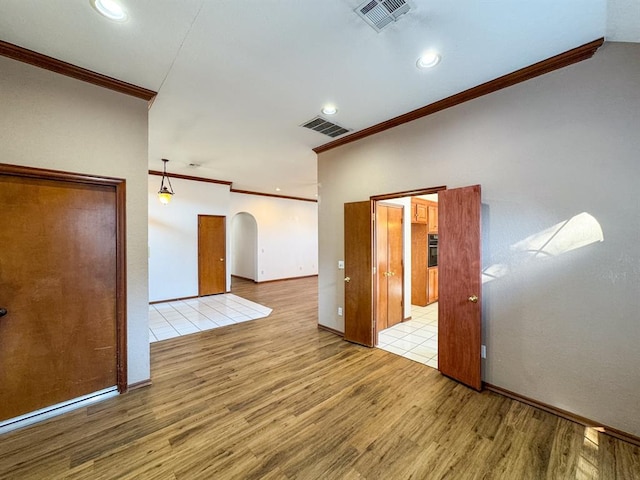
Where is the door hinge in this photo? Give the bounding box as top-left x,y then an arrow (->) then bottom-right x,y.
372,213 -> 375,222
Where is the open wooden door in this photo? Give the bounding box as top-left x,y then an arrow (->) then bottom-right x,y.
198,215 -> 226,296
438,185 -> 482,390
344,201 -> 374,347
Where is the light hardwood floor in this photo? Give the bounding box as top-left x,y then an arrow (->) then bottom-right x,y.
1,277 -> 638,479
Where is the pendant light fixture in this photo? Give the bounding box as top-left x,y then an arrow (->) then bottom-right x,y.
157,158 -> 175,205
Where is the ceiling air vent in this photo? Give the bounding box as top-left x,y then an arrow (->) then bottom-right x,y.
355,0 -> 411,32
301,116 -> 351,138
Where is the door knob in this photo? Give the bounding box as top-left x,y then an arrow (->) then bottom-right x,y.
344,277 -> 351,283
219,258 -> 224,262
0,308 -> 7,317
468,295 -> 478,303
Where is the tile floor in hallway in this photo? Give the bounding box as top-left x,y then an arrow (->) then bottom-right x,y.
377,302 -> 438,369
149,294 -> 272,343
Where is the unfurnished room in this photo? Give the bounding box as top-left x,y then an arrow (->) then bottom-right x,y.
1,1 -> 639,478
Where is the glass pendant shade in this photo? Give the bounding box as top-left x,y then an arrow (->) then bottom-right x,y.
157,159 -> 175,205
158,188 -> 173,205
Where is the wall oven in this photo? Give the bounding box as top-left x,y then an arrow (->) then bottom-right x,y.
428,234 -> 438,267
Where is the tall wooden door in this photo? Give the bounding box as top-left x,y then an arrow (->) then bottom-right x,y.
344,201 -> 374,347
0,165 -> 125,423
198,215 -> 226,296
438,185 -> 482,390
376,203 -> 403,331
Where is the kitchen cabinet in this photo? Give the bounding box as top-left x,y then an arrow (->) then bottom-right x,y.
411,197 -> 439,306
428,267 -> 438,304
411,198 -> 428,224
411,223 -> 427,306
428,204 -> 438,233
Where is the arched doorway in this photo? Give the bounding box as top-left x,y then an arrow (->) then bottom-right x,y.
230,212 -> 258,282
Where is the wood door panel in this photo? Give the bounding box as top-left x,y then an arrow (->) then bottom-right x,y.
428,268 -> 438,304
438,185 -> 482,390
411,224 -> 427,306
375,205 -> 389,331
0,175 -> 117,421
344,201 -> 373,347
198,215 -> 226,296
428,204 -> 438,233
386,205 -> 404,327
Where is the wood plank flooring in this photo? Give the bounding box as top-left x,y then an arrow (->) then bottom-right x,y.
1,276 -> 639,479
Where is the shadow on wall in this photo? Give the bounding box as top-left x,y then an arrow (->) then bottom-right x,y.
231,212 -> 258,281
482,212 -> 604,283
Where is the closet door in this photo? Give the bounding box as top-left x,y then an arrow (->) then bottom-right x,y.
376,203 -> 403,332
0,166 -> 125,422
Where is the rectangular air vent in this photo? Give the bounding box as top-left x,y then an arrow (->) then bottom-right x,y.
301,116 -> 351,138
355,0 -> 411,32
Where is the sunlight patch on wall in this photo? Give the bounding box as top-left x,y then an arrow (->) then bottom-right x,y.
482,212 -> 604,283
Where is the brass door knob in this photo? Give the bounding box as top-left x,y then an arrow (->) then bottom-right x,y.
344,277 -> 351,283
219,258 -> 224,262
468,295 -> 478,303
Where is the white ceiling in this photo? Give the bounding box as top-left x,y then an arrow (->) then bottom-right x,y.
0,1 -> 637,199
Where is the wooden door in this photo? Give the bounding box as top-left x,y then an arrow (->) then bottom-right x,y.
344,201 -> 374,347
376,204 -> 404,332
438,185 -> 482,390
0,166 -> 124,422
385,204 -> 404,328
376,205 -> 389,331
198,215 -> 226,296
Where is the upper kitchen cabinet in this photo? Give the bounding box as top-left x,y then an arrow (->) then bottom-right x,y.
411,198 -> 428,224
428,204 -> 438,233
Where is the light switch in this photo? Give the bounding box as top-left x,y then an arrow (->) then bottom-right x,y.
338,260 -> 345,270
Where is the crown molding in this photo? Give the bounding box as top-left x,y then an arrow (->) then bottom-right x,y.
313,37 -> 605,154
148,171 -> 317,202
148,170 -> 233,186
231,189 -> 318,203
0,40 -> 156,101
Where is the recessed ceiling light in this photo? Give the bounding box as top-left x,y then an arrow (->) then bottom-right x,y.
321,105 -> 338,115
91,0 -> 127,22
276,187 -> 281,192
416,51 -> 441,69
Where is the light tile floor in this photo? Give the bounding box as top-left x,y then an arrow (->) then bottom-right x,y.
149,294 -> 272,343
377,302 -> 438,369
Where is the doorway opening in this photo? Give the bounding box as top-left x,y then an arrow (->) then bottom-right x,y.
372,189 -> 441,370
230,212 -> 258,284
344,185 -> 482,390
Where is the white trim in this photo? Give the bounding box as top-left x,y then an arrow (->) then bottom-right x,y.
0,387 -> 118,435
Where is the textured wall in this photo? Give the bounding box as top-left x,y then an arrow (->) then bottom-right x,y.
0,57 -> 150,385
317,42 -> 640,436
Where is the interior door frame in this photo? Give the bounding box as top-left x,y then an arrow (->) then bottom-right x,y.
0,163 -> 128,393
371,187 -> 445,345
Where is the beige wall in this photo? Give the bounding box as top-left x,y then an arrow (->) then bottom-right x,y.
0,57 -> 150,384
317,42 -> 640,436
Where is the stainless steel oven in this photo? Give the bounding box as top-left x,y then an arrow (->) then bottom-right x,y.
428,234 -> 438,267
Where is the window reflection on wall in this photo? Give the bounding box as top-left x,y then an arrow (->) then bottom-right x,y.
483,212 -> 604,283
